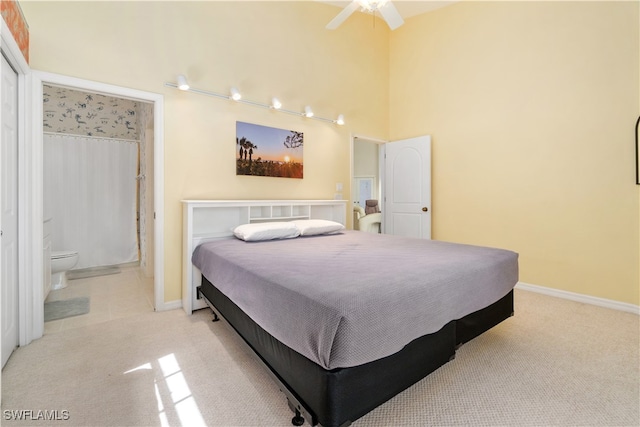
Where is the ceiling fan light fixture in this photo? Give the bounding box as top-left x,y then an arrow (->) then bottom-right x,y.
358,0 -> 388,12
327,0 -> 403,31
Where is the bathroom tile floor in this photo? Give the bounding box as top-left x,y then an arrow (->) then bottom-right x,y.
44,264 -> 154,334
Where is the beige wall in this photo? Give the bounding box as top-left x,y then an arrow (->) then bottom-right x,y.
22,1 -> 640,306
22,1 -> 390,303
390,1 -> 640,305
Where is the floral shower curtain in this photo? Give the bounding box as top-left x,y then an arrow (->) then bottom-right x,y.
44,133 -> 139,270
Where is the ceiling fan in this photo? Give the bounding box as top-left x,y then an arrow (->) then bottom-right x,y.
326,0 -> 405,31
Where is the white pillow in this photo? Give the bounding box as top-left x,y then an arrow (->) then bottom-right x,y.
233,222 -> 300,242
292,219 -> 345,236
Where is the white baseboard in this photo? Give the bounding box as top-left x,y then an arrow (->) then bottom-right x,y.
155,299 -> 182,312
516,282 -> 640,315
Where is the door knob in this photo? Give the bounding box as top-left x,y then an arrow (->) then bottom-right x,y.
421,207 -> 428,212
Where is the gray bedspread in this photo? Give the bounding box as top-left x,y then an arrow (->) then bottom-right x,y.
192,231 -> 518,370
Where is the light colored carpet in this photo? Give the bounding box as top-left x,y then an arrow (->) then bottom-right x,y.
1,289 -> 638,426
43,297 -> 90,322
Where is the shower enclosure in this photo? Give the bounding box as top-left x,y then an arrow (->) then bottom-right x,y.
44,133 -> 139,270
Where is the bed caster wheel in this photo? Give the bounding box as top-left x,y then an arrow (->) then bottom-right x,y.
291,410 -> 305,426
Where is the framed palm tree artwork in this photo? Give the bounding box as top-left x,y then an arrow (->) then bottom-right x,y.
236,121 -> 303,179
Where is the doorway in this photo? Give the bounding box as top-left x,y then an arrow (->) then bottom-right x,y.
352,135 -> 385,232
351,134 -> 432,239
41,86 -> 154,329
42,85 -> 151,273
29,71 -> 165,342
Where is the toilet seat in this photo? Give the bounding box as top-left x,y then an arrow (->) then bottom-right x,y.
52,250 -> 78,260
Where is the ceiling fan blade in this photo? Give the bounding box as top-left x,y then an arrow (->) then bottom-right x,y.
326,1 -> 360,30
378,1 -> 404,30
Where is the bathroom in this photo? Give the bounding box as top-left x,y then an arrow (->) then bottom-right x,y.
42,84 -> 155,327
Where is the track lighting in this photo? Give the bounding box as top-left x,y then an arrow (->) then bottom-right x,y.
177,75 -> 189,91
304,106 -> 314,118
165,76 -> 344,125
230,87 -> 242,101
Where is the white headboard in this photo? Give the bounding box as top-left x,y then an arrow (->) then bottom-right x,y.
181,199 -> 348,314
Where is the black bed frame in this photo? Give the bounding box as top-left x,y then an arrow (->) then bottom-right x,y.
198,276 -> 514,427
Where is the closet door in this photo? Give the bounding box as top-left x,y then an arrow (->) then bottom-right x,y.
1,53 -> 19,368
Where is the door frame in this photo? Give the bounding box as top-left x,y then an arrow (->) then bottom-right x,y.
29,71 -> 166,342
351,134 -> 431,237
1,19 -> 31,349
1,41 -> 21,369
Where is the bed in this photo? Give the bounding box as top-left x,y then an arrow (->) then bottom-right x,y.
184,201 -> 518,427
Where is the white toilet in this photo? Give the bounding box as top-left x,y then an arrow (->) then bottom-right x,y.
51,250 -> 79,290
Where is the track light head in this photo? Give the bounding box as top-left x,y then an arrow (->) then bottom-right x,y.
304,106 -> 314,118
336,114 -> 345,125
271,97 -> 282,109
230,87 -> 242,101
177,75 -> 189,91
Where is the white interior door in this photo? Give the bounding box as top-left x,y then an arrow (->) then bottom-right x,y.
1,54 -> 19,368
383,135 -> 431,239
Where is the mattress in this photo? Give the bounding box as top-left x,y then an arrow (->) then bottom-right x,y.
192,230 -> 518,370
199,275 -> 507,427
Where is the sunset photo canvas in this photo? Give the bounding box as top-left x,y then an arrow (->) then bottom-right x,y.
236,121 -> 303,179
